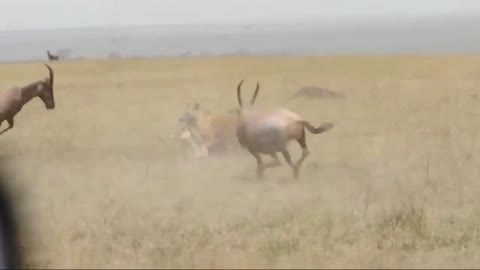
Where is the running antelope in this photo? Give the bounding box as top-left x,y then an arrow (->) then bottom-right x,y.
0,64 -> 55,135
173,102 -> 240,158
235,80 -> 334,179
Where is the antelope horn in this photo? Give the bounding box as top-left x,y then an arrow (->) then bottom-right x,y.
237,80 -> 244,107
250,82 -> 260,104
44,64 -> 54,87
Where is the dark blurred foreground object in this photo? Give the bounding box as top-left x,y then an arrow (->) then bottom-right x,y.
0,161 -> 20,269
291,86 -> 345,99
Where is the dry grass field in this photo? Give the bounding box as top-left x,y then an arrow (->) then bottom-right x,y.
1,55 -> 480,268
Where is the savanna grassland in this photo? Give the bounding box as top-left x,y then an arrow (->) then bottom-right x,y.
1,55 -> 480,268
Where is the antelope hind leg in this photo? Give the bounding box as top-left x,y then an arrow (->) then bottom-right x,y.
281,150 -> 299,179
293,148 -> 310,178
293,130 -> 311,178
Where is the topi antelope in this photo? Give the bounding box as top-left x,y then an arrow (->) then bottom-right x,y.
235,80 -> 334,179
0,64 -> 55,135
46,50 -> 59,62
173,102 -> 240,158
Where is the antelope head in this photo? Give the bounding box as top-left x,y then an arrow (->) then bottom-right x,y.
36,64 -> 55,110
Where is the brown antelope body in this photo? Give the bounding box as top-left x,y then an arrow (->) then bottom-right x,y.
235,80 -> 334,179
46,50 -> 59,61
0,64 -> 55,135
173,102 -> 240,158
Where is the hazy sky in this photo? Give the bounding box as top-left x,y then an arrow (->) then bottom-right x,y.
1,0 -> 480,31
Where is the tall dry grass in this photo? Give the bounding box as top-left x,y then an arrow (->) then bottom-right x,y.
0,55 -> 479,268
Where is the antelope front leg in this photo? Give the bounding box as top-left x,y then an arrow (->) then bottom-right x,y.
247,147 -> 264,178
263,153 -> 281,169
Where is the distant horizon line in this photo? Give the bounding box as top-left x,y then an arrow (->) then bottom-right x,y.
0,12 -> 477,33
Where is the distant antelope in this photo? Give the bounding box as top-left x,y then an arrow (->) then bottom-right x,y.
0,64 -> 55,135
46,50 -> 59,62
235,80 -> 334,179
172,102 -> 240,158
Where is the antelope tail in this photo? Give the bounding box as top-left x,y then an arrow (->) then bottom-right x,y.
302,121 -> 334,134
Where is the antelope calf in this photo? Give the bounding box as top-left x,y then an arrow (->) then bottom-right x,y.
173,102 -> 240,158
0,64 -> 55,135
235,80 -> 334,179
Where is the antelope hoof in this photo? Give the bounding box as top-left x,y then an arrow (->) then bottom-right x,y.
293,166 -> 300,179
256,167 -> 264,179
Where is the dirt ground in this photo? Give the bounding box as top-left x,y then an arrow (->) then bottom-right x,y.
1,55 -> 480,268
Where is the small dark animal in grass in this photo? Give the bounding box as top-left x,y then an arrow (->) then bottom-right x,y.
46,50 -> 59,62
235,80 -> 334,179
291,86 -> 345,99
0,64 -> 55,135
